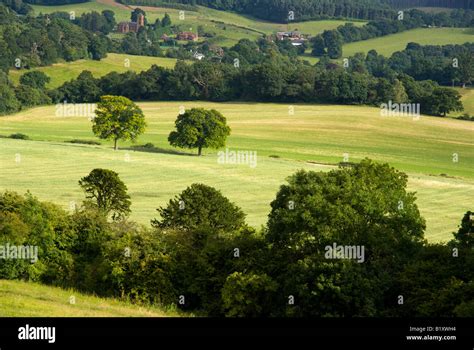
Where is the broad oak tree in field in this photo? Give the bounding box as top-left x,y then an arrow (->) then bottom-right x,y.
93,95 -> 146,150
168,108 -> 231,156
79,168 -> 131,221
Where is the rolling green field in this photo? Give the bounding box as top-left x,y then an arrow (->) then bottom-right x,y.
455,87 -> 474,116
31,0 -> 365,47
9,53 -> 179,89
342,27 -> 474,58
0,280 -> 180,316
0,102 -> 473,242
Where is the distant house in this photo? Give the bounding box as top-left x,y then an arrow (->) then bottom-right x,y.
193,52 -> 205,60
276,31 -> 305,41
161,34 -> 171,41
177,31 -> 198,41
117,13 -> 145,33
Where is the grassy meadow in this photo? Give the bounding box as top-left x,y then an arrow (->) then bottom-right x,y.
454,87 -> 474,116
0,280 -> 180,316
9,53 -> 179,89
0,102 -> 472,242
342,27 -> 474,58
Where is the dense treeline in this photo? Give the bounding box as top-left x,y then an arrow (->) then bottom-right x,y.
120,0 -> 397,22
121,0 -> 474,22
1,34 -> 467,117
311,9 -> 474,58
48,39 -> 464,117
354,43 -> 474,86
0,0 -> 32,14
118,0 -> 198,11
24,0 -> 89,4
382,0 -> 474,9
0,5 -> 110,72
0,5 -> 113,115
0,160 -> 472,316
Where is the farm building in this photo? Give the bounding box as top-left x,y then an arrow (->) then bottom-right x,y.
276,31 -> 303,40
177,31 -> 199,41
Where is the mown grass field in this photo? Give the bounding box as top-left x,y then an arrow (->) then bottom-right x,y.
0,102 -> 472,242
31,0 -> 365,47
9,53 -> 179,89
342,27 -> 474,58
0,280 -> 180,316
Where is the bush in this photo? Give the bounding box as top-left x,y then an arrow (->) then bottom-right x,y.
66,139 -> 101,145
9,133 -> 29,140
221,272 -> 278,317
0,191 -> 75,284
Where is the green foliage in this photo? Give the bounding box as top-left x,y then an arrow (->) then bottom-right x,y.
79,168 -> 132,221
56,70 -> 102,103
322,30 -> 343,59
15,84 -> 51,108
453,211 -> 473,248
221,272 -> 278,317
390,243 -> 474,317
168,108 -> 230,155
66,139 -> 101,145
8,133 -> 29,140
263,159 -> 426,316
421,87 -> 464,116
0,191 -> 74,284
311,35 -> 326,57
152,183 -> 246,232
267,159 -> 425,247
77,11 -> 115,35
19,71 -> 50,89
0,161 -> 472,316
0,80 -> 21,115
131,7 -> 146,23
100,225 -> 176,304
92,95 -> 146,150
161,13 -> 171,27
67,207 -> 112,292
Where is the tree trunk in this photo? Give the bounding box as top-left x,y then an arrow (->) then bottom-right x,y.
198,145 -> 202,156
114,138 -> 118,150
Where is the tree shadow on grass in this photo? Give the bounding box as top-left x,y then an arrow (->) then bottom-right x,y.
125,144 -> 198,157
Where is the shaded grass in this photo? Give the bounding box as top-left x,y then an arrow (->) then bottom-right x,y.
0,280 -> 182,317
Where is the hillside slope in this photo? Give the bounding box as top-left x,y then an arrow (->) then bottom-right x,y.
0,102 -> 472,242
0,280 -> 180,317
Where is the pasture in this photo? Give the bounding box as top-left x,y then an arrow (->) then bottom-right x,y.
342,27 -> 474,58
0,102 -> 472,242
9,54 -> 179,89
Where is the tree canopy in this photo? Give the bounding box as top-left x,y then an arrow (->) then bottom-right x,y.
78,168 -> 131,221
93,95 -> 146,150
168,108 -> 231,155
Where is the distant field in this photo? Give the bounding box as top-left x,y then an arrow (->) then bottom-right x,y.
0,102 -> 472,242
9,53 -> 179,88
454,87 -> 474,116
0,280 -> 180,316
343,27 -> 474,57
31,0 -> 365,47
